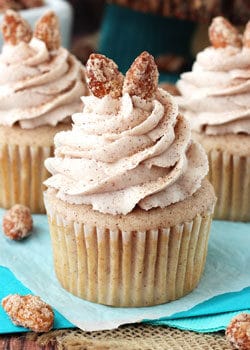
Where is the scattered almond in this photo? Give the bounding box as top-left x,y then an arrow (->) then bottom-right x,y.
33,11 -> 60,51
2,294 -> 54,333
243,21 -> 250,48
86,53 -> 124,98
1,9 -> 32,45
226,313 -> 250,350
208,16 -> 242,49
123,51 -> 158,99
2,204 -> 33,240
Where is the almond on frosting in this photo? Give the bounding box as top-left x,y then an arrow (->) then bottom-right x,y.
86,53 -> 124,98
33,11 -> 60,51
1,10 -> 32,45
209,16 -> 242,49
123,51 -> 158,99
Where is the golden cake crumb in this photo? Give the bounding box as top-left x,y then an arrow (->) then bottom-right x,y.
86,53 -> 124,98
2,294 -> 54,333
33,11 -> 60,51
2,204 -> 33,240
1,9 -> 32,45
123,51 -> 159,99
208,16 -> 242,49
226,313 -> 250,350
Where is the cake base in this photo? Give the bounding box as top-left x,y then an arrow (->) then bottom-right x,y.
0,123 -> 70,213
44,179 -> 216,307
193,132 -> 250,221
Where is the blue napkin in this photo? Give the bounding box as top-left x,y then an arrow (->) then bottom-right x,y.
0,209 -> 250,333
0,266 -> 74,333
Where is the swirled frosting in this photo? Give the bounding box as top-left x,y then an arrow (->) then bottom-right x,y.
0,38 -> 87,128
177,46 -> 250,135
44,88 -> 208,215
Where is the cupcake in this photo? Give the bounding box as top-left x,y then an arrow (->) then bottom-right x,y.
177,17 -> 250,221
44,52 -> 216,307
0,10 -> 88,213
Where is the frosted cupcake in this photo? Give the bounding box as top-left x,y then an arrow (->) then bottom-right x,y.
44,52 -> 216,307
177,17 -> 250,221
0,10 -> 88,213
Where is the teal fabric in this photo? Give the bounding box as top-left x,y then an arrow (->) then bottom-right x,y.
99,4 -> 196,74
0,209 -> 250,333
0,266 -> 74,333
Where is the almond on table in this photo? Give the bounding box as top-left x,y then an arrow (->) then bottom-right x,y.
2,294 -> 54,333
2,204 -> 33,240
123,51 -> 159,100
33,10 -> 61,51
86,53 -> 124,98
208,16 -> 242,49
226,313 -> 250,350
1,9 -> 32,45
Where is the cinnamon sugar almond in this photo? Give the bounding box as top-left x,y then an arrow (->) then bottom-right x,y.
123,51 -> 158,99
1,10 -> 32,45
33,11 -> 60,51
86,53 -> 124,98
2,294 -> 54,333
226,313 -> 250,350
2,204 -> 33,240
209,16 -> 242,49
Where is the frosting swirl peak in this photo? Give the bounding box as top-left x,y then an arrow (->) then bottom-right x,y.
45,53 -> 208,215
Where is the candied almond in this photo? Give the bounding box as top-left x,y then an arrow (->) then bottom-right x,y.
2,294 -> 54,333
1,10 -> 32,45
226,313 -> 250,350
209,17 -> 242,49
243,21 -> 250,48
2,204 -> 33,240
86,53 -> 124,98
123,51 -> 159,100
33,11 -> 60,51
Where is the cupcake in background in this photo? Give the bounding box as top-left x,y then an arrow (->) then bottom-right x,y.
44,52 -> 216,307
0,10 -> 88,213
177,17 -> 250,222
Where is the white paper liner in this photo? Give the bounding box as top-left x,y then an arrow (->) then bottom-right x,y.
0,143 -> 52,213
208,150 -> 250,221
47,208 -> 213,307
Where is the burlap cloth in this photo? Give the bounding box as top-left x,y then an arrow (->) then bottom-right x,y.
16,324 -> 230,350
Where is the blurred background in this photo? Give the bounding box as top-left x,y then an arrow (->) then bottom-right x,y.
1,0 -> 249,83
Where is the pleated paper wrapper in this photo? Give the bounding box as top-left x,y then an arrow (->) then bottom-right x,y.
0,143 -> 53,213
207,150 -> 250,221
45,196 -> 213,307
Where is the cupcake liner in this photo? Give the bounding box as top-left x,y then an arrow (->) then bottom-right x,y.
208,150 -> 250,221
46,203 -> 213,307
0,143 -> 52,213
